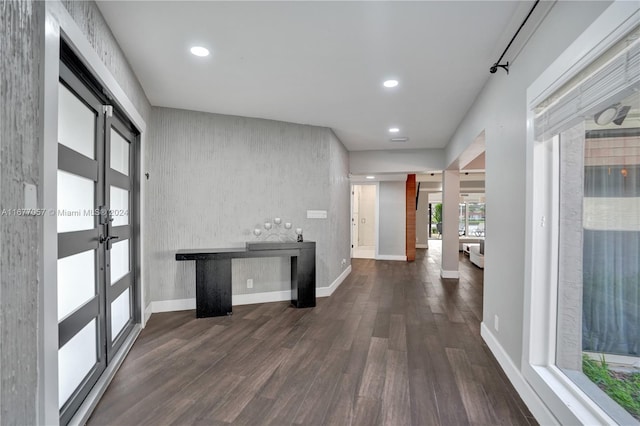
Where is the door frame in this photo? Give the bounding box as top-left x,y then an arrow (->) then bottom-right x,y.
41,3 -> 147,424
350,182 -> 379,259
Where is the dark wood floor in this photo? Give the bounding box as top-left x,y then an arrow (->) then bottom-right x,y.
88,244 -> 536,426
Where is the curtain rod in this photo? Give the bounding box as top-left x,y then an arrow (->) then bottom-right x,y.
490,0 -> 540,75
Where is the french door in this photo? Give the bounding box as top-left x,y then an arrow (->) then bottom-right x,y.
57,59 -> 137,425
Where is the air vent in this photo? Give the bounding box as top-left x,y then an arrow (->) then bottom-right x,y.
390,137 -> 409,142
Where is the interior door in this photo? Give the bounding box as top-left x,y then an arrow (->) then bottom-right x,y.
57,59 -> 137,425
57,62 -> 106,425
104,111 -> 136,361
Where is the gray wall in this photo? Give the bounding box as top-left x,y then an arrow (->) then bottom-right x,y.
444,1 -> 612,367
378,181 -> 406,257
1,2 -> 44,424
146,107 -> 350,302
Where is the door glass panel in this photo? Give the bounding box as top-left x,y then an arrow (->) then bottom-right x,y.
110,129 -> 129,176
58,83 -> 95,159
57,170 -> 94,233
110,239 -> 129,285
111,288 -> 130,341
110,186 -> 129,227
58,319 -> 97,408
57,250 -> 95,321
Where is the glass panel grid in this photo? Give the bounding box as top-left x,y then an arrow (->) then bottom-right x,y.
110,129 -> 130,176
57,170 -> 95,233
110,239 -> 130,285
57,250 -> 96,321
58,83 -> 95,159
58,319 -> 97,408
110,186 -> 129,227
110,288 -> 130,341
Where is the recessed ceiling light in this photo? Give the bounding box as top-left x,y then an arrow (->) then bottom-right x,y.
389,127 -> 400,133
383,79 -> 399,88
366,176 -> 375,180
190,46 -> 210,57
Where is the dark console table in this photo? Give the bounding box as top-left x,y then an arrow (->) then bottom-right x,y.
176,241 -> 316,318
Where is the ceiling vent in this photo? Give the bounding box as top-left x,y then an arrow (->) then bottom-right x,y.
390,137 -> 409,143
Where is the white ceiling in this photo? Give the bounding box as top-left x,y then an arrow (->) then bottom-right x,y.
97,1 -> 533,151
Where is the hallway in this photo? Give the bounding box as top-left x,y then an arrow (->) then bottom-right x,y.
89,248 -> 535,425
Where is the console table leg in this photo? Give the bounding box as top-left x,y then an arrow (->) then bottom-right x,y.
291,248 -> 316,308
195,258 -> 232,317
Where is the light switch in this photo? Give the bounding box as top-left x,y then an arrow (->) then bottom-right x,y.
24,183 -> 37,210
307,210 -> 327,219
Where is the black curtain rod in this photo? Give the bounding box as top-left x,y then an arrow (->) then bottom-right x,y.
490,0 -> 540,75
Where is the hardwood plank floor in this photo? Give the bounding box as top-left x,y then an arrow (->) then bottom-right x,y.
88,243 -> 536,426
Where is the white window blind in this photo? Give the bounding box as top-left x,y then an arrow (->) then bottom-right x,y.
534,37 -> 640,140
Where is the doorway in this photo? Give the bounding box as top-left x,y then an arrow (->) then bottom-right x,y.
57,51 -> 139,424
351,184 -> 377,259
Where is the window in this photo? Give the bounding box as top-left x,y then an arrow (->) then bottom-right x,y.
457,201 -> 485,237
526,8 -> 640,424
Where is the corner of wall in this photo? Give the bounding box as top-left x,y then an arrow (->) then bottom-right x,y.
481,323 -> 557,425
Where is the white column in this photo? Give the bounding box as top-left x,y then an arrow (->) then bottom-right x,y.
441,170 -> 460,279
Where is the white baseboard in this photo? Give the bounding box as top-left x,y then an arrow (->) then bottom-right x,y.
440,269 -> 459,279
151,298 -> 196,313
151,267 -> 353,313
376,254 -> 407,261
481,323 -> 556,426
232,290 -> 291,305
416,244 -> 429,249
317,265 -> 352,297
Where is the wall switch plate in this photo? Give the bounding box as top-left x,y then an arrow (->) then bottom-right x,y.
24,183 -> 37,210
494,314 -> 499,332
247,279 -> 253,289
307,210 -> 327,219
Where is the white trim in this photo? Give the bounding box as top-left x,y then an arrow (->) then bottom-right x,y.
350,184 -> 354,258
481,323 -> 558,426
40,10 -> 62,425
152,266 -> 352,312
151,298 -> 196,313
440,269 -> 459,279
415,243 -> 429,249
376,254 -> 407,261
68,325 -> 141,426
524,3 -> 639,425
233,291 -> 291,306
317,265 -> 352,297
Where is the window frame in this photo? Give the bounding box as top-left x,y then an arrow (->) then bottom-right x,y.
524,2 -> 640,424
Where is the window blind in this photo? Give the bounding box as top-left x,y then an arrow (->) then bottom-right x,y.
534,38 -> 640,140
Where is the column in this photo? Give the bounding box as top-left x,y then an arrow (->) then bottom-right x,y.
441,170 -> 460,279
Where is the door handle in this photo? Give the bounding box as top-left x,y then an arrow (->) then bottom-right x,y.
99,234 -> 119,250
100,209 -> 119,249
99,234 -> 119,244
